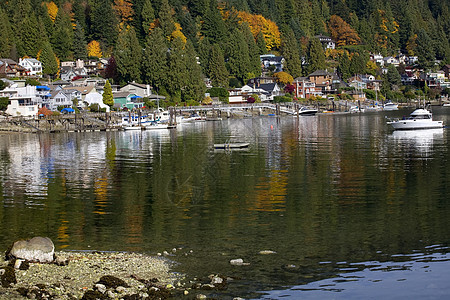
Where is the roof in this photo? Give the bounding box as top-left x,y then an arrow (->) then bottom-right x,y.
64,85 -> 95,94
113,91 -> 130,98
122,82 -> 147,89
308,70 -> 331,77
259,83 -> 277,92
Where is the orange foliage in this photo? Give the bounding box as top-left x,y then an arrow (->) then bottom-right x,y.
223,10 -> 281,51
114,0 -> 134,25
87,40 -> 102,58
45,1 -> 58,23
328,15 -> 360,47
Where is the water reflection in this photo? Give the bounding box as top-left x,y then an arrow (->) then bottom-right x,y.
0,112 -> 450,299
389,128 -> 444,156
259,246 -> 450,299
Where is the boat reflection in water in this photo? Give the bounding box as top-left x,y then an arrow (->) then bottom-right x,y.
389,128 -> 444,154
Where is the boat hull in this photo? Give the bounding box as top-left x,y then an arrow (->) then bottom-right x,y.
387,120 -> 444,130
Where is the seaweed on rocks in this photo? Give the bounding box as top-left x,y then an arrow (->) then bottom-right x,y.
0,266 -> 16,288
96,275 -> 130,289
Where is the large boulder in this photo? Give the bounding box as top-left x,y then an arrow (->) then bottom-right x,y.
6,237 -> 55,263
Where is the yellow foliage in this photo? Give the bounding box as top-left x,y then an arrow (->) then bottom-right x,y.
87,40 -> 102,58
45,1 -> 58,23
274,71 -> 294,85
223,10 -> 281,51
171,28 -> 187,44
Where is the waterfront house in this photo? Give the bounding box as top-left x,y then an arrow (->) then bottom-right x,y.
50,90 -> 74,111
3,85 -> 40,117
18,58 -> 42,77
63,85 -> 97,102
60,67 -> 78,81
0,59 -> 27,77
84,92 -> 110,112
307,70 -> 335,95
113,92 -> 145,110
293,77 -> 322,99
120,82 -> 152,98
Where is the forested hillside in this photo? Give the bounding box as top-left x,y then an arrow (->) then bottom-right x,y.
0,0 -> 449,102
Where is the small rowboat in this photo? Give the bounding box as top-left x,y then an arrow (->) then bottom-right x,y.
214,143 -> 249,150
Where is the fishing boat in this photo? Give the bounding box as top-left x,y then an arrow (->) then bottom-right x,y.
386,107 -> 444,130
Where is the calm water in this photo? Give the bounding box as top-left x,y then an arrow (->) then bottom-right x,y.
1,107 -> 450,299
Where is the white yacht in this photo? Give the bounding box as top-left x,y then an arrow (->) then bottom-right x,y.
387,108 -> 444,130
383,101 -> 398,111
298,106 -> 318,116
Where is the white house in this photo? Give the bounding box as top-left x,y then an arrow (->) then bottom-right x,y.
84,92 -> 110,112
315,34 -> 336,50
4,85 -> 40,117
18,58 -> 42,77
50,90 -> 74,111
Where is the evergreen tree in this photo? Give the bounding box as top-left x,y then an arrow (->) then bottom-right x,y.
114,26 -> 142,85
256,31 -> 267,55
51,8 -> 74,61
166,36 -> 187,101
225,28 -> 250,84
158,0 -> 176,38
349,52 -> 368,76
39,41 -> 58,78
103,80 -> 114,107
141,0 -> 155,35
307,37 -> 325,74
297,0 -> 313,37
0,8 -> 14,58
142,27 -> 168,91
16,13 -> 40,57
179,10 -> 197,46
197,38 -> 212,75
90,0 -> 119,49
208,44 -> 229,88
73,0 -> 87,34
189,0 -> 209,17
73,22 -> 88,60
280,27 -> 302,78
416,28 -> 436,69
182,41 -> 206,101
240,22 -> 261,77
202,3 -> 227,43
337,51 -> 351,80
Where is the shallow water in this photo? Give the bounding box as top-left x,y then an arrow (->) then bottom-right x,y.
1,107 -> 450,299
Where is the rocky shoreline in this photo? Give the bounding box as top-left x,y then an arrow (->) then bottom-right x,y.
0,251 -> 186,299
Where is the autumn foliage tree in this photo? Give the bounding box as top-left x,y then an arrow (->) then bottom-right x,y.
274,71 -> 294,85
45,1 -> 58,23
113,0 -> 134,27
328,15 -> 361,47
87,40 -> 102,58
226,10 -> 281,51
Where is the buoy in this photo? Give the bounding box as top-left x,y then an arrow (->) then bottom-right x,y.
270,125 -> 273,130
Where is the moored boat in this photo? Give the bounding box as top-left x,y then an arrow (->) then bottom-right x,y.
298,106 -> 318,116
383,101 -> 398,111
386,107 -> 444,130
